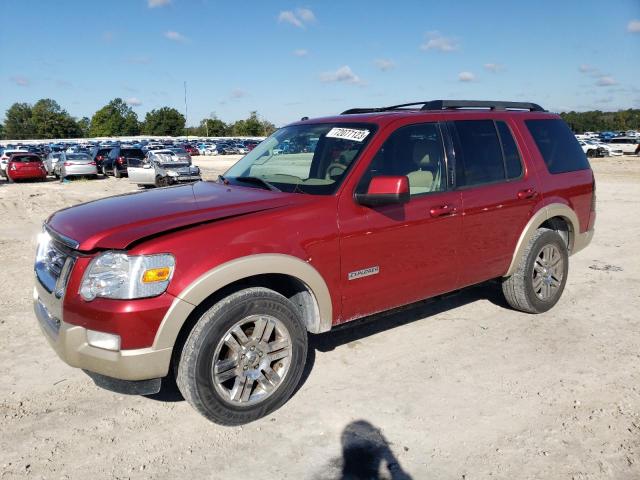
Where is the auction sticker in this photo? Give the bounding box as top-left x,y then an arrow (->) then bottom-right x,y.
326,127 -> 370,142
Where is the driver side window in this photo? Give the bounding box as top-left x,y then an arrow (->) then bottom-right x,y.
358,123 -> 447,196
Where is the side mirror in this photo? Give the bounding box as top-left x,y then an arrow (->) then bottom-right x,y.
355,175 -> 410,207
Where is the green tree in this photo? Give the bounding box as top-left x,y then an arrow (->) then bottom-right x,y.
142,107 -> 186,136
0,122 -> 4,139
199,116 -> 229,137
89,98 -> 140,136
3,102 -> 35,139
31,99 -> 81,138
77,117 -> 91,137
230,111 -> 276,136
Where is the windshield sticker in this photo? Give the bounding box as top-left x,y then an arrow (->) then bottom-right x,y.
326,127 -> 370,142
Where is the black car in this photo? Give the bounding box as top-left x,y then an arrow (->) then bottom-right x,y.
91,147 -> 113,170
102,146 -> 145,177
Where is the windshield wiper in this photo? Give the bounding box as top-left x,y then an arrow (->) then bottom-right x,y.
235,176 -> 280,192
218,174 -> 229,185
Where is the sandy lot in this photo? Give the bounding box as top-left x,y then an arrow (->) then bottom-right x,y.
1,154 -> 639,479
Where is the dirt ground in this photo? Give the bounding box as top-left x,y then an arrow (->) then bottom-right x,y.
1,154 -> 639,479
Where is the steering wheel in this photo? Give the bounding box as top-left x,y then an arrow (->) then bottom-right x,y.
325,162 -> 347,179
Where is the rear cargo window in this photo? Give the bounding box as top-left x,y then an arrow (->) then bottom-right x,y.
525,119 -> 590,174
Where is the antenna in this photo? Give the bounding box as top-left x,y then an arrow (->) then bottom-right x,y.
183,81 -> 188,136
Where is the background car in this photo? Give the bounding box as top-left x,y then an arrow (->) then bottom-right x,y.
169,147 -> 192,162
54,152 -> 98,181
45,152 -> 63,174
184,144 -> 199,156
1,148 -> 28,177
102,146 -> 145,177
5,153 -> 47,182
128,149 -> 201,187
91,146 -> 113,171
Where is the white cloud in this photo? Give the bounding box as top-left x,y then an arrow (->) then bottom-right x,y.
126,97 -> 143,106
148,0 -> 170,7
10,75 -> 30,86
164,30 -> 187,42
484,63 -> 503,73
293,49 -> 309,57
230,88 -> 248,99
458,71 -> 475,82
278,8 -> 315,28
420,31 -> 458,52
578,64 -> 598,74
321,65 -> 364,85
627,19 -> 640,33
374,58 -> 395,72
596,76 -> 617,87
278,11 -> 303,28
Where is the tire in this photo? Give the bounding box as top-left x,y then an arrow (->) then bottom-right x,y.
586,149 -> 596,158
502,228 -> 569,313
114,166 -> 122,178
176,287 -> 308,425
155,176 -> 170,188
102,165 -> 109,176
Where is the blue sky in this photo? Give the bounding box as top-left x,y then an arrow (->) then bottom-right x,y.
1,0 -> 639,127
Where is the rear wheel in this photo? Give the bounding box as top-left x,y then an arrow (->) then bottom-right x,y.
176,287 -> 308,425
502,228 -> 569,313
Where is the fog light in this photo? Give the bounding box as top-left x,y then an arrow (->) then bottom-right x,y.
87,330 -> 121,351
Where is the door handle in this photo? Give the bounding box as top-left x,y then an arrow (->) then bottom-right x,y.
517,188 -> 538,200
430,204 -> 458,217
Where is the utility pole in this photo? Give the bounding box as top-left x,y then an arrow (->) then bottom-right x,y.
183,81 -> 188,137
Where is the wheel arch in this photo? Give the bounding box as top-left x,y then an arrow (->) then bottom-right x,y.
504,203 -> 580,277
152,254 -> 333,352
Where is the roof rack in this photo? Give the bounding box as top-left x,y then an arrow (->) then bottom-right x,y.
340,100 -> 546,115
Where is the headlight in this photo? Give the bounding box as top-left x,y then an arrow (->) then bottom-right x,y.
79,252 -> 175,301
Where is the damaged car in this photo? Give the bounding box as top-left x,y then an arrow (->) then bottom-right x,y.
127,149 -> 201,188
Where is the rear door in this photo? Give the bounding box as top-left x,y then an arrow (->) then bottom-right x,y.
448,119 -> 539,286
127,156 -> 156,184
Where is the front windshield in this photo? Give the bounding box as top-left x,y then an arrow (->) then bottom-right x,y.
224,123 -> 375,195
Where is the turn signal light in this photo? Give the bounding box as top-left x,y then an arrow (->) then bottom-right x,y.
141,267 -> 171,283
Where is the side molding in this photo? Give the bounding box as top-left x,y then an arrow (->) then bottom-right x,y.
152,254 -> 333,350
504,203 -> 581,277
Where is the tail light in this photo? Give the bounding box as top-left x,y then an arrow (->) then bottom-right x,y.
89,161 -> 96,165
64,162 -> 72,166
117,156 -> 125,164
96,155 -> 103,161
10,164 -> 17,170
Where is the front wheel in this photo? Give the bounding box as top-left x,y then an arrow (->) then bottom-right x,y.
502,228 -> 569,313
176,287 -> 308,425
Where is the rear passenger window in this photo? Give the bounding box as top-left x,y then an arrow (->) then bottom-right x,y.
525,119 -> 589,174
451,120 -> 504,187
496,121 -> 523,179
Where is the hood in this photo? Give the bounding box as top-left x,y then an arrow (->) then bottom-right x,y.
47,182 -> 295,251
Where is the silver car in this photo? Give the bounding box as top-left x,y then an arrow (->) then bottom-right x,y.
127,150 -> 201,188
45,152 -> 63,175
54,152 -> 98,181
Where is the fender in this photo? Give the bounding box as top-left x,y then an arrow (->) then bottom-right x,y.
504,203 -> 582,277
152,254 -> 333,350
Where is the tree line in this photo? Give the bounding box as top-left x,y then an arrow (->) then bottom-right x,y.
0,98 -> 277,140
559,109 -> 640,133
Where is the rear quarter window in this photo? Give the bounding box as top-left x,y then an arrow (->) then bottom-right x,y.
525,119 -> 590,174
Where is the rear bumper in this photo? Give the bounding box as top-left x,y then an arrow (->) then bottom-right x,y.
64,165 -> 98,176
572,228 -> 594,255
34,284 -> 172,381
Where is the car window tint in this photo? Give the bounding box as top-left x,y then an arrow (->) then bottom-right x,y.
452,120 -> 505,187
495,121 -> 523,179
526,119 -> 590,174
358,123 -> 446,196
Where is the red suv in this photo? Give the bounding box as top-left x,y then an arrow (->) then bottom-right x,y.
34,100 -> 595,425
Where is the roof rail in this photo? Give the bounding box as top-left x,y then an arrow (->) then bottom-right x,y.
421,100 -> 546,112
340,99 -> 546,115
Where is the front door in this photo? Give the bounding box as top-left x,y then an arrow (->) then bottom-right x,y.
337,122 -> 462,323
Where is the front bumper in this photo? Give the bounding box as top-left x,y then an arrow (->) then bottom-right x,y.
34,280 -> 172,381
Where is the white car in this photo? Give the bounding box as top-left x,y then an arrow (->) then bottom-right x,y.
127,150 -> 201,188
1,149 -> 29,177
604,137 -> 640,155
